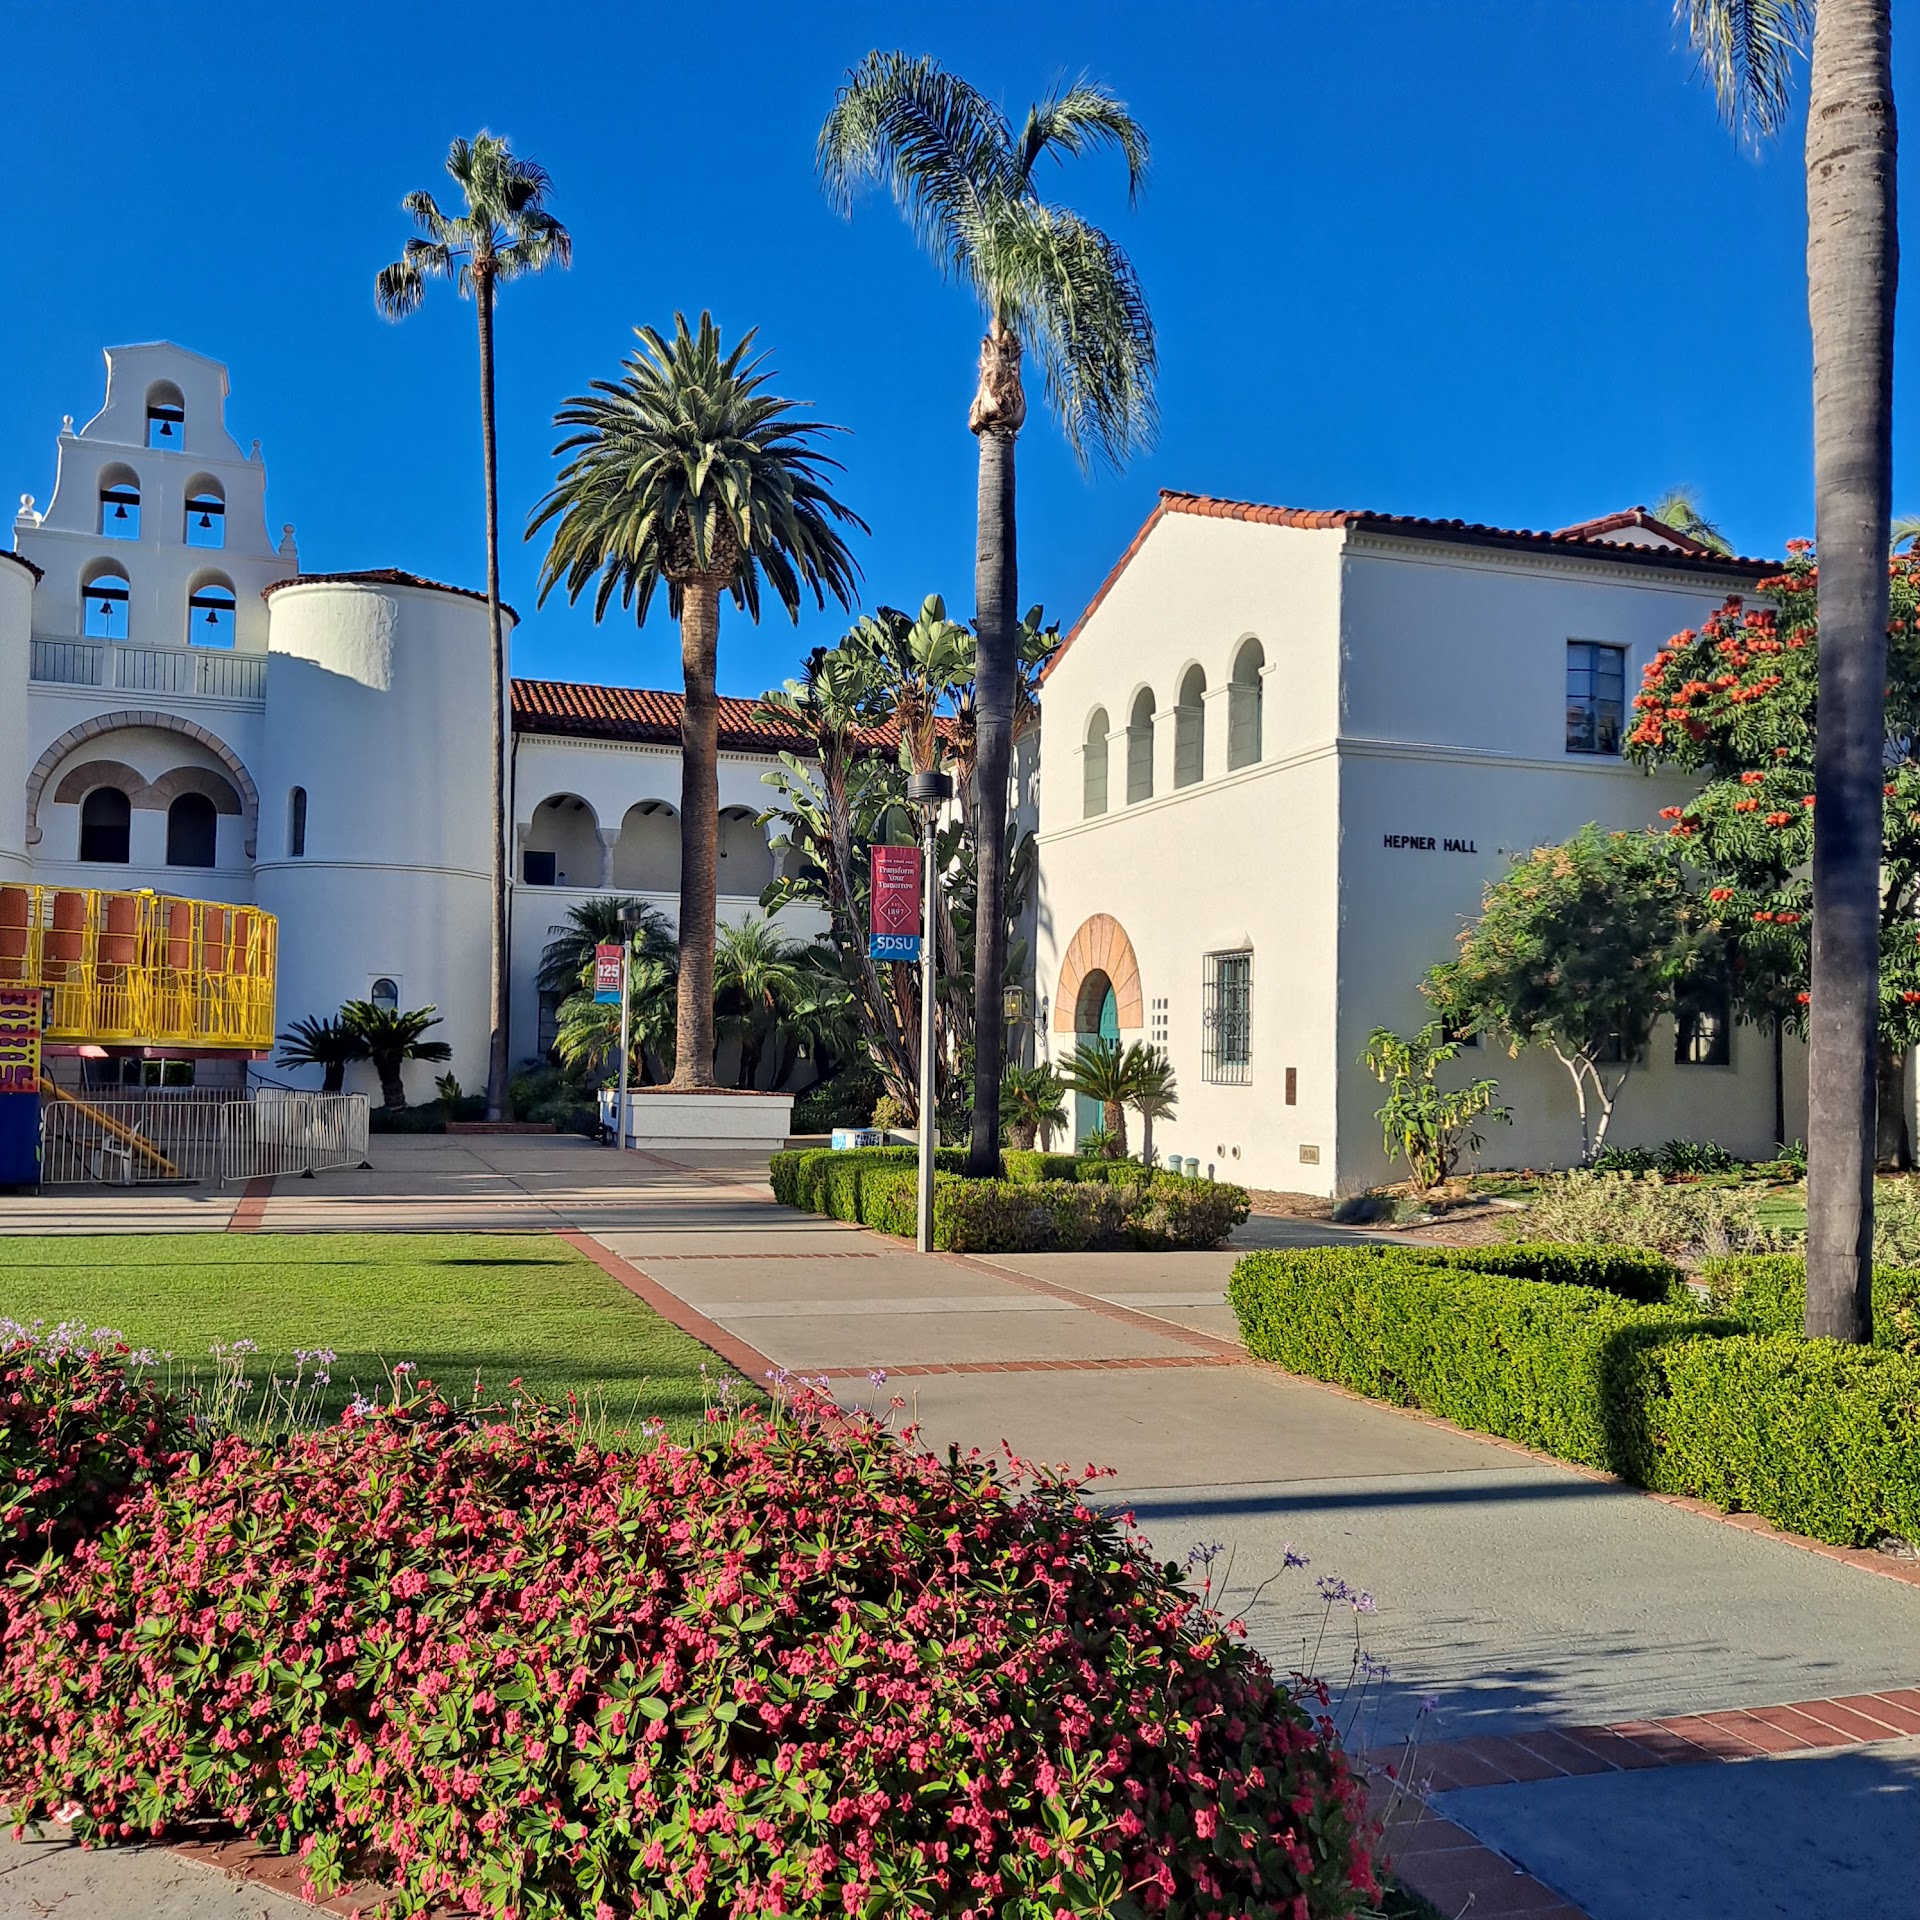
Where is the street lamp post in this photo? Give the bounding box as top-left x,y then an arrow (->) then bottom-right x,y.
614,904 -> 638,1151
906,769 -> 952,1253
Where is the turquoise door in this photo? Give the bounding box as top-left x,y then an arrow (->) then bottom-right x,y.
1074,981 -> 1120,1145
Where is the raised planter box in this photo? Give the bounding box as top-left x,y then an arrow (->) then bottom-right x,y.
600,1087 -> 795,1155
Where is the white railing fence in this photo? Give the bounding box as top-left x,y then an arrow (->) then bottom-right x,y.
37,1091 -> 370,1186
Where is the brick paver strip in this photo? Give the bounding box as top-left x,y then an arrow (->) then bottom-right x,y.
556,1228 -> 779,1385
948,1250 -> 1247,1360
224,1174 -> 274,1232
816,1353 -> 1240,1379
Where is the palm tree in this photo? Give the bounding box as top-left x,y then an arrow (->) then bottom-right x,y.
1061,1038 -> 1135,1159
712,916 -> 811,1087
819,54 -> 1157,1179
1891,515 -> 1920,553
1679,1 -> 1895,1344
1123,1043 -> 1178,1166
338,1002 -> 455,1110
375,133 -> 571,1124
1651,487 -> 1734,555
530,313 -> 864,1089
273,1014 -> 368,1094
556,952 -> 678,1086
1000,1061 -> 1066,1149
536,896 -> 676,1001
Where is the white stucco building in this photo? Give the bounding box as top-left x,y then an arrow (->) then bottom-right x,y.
1032,490 -> 1808,1196
5,344 -> 823,1104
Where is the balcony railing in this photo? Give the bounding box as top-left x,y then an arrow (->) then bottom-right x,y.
29,639 -> 266,703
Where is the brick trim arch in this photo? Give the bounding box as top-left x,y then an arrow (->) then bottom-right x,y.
1054,913 -> 1144,1032
146,766 -> 243,814
51,760 -> 152,807
26,710 -> 258,856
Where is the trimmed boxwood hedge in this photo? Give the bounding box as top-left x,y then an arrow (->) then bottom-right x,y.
1703,1254 -> 1920,1349
1227,1245 -> 1920,1548
769,1147 -> 1250,1252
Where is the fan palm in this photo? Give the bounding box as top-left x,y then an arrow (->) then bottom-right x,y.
375,133 -> 571,1123
1123,1044 -> 1178,1165
556,953 -> 678,1086
1678,0 -> 1895,1343
530,312 -> 865,1089
338,1002 -> 454,1111
1061,1038 -> 1135,1159
273,1014 -> 368,1095
820,54 -> 1156,1178
1000,1061 -> 1066,1150
536,895 -> 675,1000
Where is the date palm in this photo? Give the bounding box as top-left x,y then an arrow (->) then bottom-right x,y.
530,313 -> 864,1088
820,54 -> 1156,1178
535,895 -> 675,1000
1678,0 -> 1896,1342
374,133 -> 571,1122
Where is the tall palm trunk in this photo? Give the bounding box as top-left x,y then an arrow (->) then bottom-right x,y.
968,319 -> 1024,1176
1804,0 -> 1897,1343
674,580 -> 722,1088
475,268 -> 512,1123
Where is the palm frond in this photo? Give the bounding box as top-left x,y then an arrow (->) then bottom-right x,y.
986,199 -> 1158,469
1017,80 -> 1149,201
1892,516 -> 1920,555
817,51 -> 1016,290
1675,0 -> 1812,144
1651,487 -> 1734,555
530,311 -> 865,629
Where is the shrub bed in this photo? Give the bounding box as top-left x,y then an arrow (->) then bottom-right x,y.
0,1348 -> 1378,1920
1227,1246 -> 1920,1548
769,1147 -> 1250,1251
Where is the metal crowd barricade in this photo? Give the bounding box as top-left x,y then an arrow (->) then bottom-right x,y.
221,1091 -> 371,1182
36,1090 -> 370,1186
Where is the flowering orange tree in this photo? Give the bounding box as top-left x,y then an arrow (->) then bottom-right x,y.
1627,546 -> 1920,1158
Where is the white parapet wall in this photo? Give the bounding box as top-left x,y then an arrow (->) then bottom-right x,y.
600,1087 -> 796,1154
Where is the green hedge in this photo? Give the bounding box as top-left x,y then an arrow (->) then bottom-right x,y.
1703,1254 -> 1920,1350
1227,1246 -> 1920,1548
768,1147 -> 1250,1252
1408,1242 -> 1682,1305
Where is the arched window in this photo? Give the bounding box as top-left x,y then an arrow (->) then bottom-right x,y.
166,793 -> 218,868
288,786 -> 308,858
145,381 -> 185,449
83,566 -> 130,640
369,976 -> 400,1013
1174,666 -> 1206,788
188,577 -> 237,647
1126,690 -> 1156,805
1082,706 -> 1110,819
98,466 -> 140,540
184,476 -> 226,549
79,789 -> 131,863
522,793 -> 602,887
718,807 -> 776,893
1229,639 -> 1265,770
611,801 -> 680,892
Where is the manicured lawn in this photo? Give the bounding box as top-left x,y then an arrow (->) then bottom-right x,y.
0,1233 -> 723,1436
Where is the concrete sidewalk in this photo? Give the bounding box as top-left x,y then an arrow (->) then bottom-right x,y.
5,1133 -> 1919,1917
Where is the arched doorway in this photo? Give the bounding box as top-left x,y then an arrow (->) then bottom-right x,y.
1072,968 -> 1121,1145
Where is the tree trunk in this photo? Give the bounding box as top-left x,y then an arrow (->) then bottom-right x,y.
379,1060 -> 406,1110
475,271 -> 512,1123
968,321 -> 1023,1179
323,1059 -> 345,1096
1804,0 -> 1896,1344
1773,1016 -> 1787,1152
1875,1038 -> 1912,1170
673,581 -> 722,1088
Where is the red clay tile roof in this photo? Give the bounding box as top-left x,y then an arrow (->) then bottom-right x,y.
512,679 -> 814,753
1551,505 -> 1720,556
263,569 -> 520,622
1,548 -> 44,582
511,678 -> 919,756
1041,489 -> 1778,682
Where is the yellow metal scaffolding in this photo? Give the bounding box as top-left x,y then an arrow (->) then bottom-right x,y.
0,885 -> 277,1052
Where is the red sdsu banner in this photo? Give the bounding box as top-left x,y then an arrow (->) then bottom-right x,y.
869,845 -> 922,959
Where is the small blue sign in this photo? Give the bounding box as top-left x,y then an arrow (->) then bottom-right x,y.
593,988 -> 621,1005
869,933 -> 921,961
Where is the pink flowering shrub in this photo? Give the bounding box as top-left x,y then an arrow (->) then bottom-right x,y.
0,1384 -> 1377,1919
0,1325 -> 192,1569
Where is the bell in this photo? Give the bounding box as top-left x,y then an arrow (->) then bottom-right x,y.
98,599 -> 112,617
198,511 -> 212,529
204,606 -> 220,626
158,419 -> 173,437
113,502 -> 128,521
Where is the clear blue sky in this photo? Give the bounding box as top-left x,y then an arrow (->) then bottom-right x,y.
2,1 -> 1913,698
